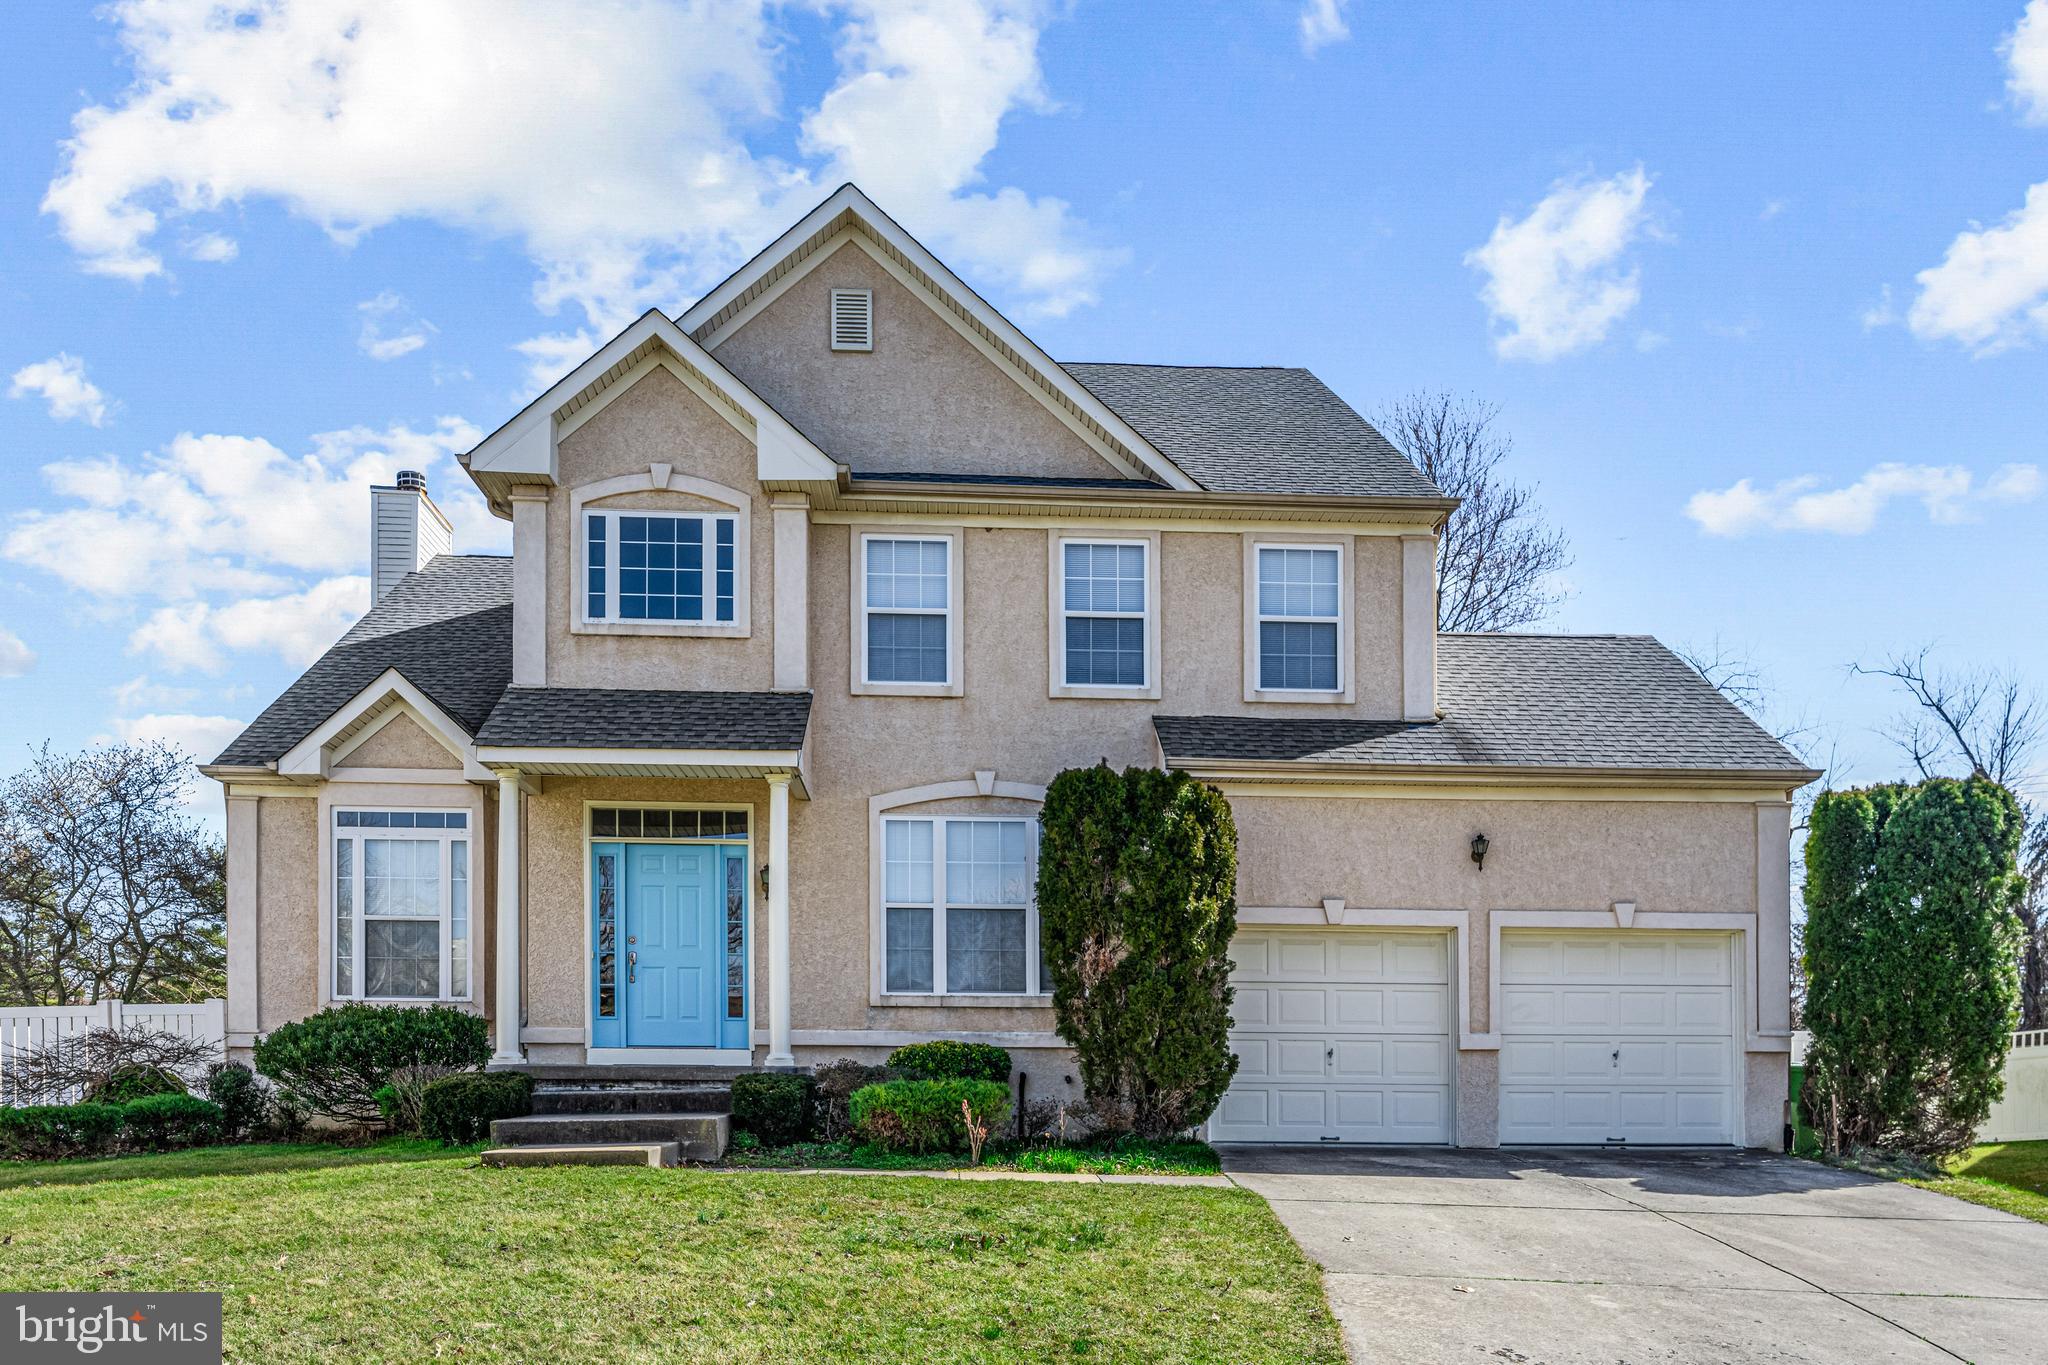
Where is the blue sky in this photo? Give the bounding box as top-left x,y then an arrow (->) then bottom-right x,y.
2,0 -> 2044,817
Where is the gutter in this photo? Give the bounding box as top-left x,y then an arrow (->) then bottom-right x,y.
1166,755 -> 1824,793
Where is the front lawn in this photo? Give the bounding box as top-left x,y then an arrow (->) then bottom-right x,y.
723,1135 -> 1220,1176
0,1140 -> 1341,1362
1905,1139 -> 2048,1225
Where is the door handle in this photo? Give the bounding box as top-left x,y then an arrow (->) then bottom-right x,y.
628,950 -> 637,984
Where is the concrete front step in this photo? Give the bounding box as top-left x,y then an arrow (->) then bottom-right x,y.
515,1064 -> 755,1084
481,1142 -> 679,1169
489,1111 -> 729,1162
531,1084 -> 730,1116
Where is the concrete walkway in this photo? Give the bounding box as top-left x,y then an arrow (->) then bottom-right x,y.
1222,1145 -> 2048,1364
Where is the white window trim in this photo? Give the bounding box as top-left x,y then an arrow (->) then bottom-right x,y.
1047,529 -> 1161,700
569,468 -> 752,639
881,815 -> 1042,1000
829,286 -> 874,352
328,807 -> 476,1005
867,775 -> 1050,1007
1243,535 -> 1356,704
851,527 -> 964,698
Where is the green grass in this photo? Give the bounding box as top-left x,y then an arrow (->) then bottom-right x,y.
1905,1140 -> 2048,1226
722,1137 -> 1220,1177
0,1140 -> 1339,1363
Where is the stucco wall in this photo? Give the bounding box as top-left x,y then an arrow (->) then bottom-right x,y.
255,796 -> 318,1033
336,712 -> 459,769
710,239 -> 1124,480
545,365 -> 776,691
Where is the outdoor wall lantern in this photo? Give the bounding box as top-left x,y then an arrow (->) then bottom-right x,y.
759,863 -> 771,896
1469,833 -> 1489,871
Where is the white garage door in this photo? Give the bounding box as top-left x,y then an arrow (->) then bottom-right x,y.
1498,932 -> 1738,1146
1212,930 -> 1453,1144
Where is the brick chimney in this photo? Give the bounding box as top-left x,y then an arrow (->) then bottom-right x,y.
369,470 -> 453,602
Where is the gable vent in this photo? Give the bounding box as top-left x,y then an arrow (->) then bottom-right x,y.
829,287 -> 873,351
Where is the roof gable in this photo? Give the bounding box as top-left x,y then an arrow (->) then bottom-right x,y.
678,184 -> 1201,492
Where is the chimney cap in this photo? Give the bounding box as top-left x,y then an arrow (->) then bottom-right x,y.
395,470 -> 426,492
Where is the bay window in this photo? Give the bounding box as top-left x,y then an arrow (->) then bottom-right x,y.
882,816 -> 1041,996
332,809 -> 471,1001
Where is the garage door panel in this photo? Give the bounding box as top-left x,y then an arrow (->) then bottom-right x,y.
1218,930 -> 1453,1145
1498,931 -> 1737,1146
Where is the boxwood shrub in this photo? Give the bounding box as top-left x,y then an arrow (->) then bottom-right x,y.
850,1078 -> 1011,1154
121,1094 -> 224,1151
0,1102 -> 126,1160
420,1072 -> 534,1145
205,1061 -> 269,1141
811,1059 -> 891,1141
731,1073 -> 814,1146
86,1063 -> 189,1105
885,1041 -> 1011,1085
254,1004 -> 489,1123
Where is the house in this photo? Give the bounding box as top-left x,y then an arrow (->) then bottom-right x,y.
202,184 -> 1818,1150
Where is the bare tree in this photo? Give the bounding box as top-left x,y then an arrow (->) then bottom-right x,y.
0,743 -> 224,1006
13,1026 -> 222,1104
1854,648 -> 2046,1026
1374,391 -> 1572,633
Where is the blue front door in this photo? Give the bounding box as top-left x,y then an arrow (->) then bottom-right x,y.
621,844 -> 721,1047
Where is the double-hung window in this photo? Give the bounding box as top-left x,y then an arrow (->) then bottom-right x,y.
1255,544 -> 1343,692
883,817 -> 1041,996
862,535 -> 952,686
332,810 -> 470,1001
1057,539 -> 1150,690
583,511 -> 737,625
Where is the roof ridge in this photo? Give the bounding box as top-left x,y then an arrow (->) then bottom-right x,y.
1439,631 -> 1653,641
1062,361 -> 1306,372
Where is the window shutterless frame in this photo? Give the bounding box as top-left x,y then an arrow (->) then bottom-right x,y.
578,508 -> 739,627
880,815 -> 1043,998
852,528 -> 963,697
1244,536 -> 1355,703
1048,530 -> 1161,699
329,808 -> 474,1003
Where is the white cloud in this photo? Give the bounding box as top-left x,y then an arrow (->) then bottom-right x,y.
1465,166 -> 1656,361
357,290 -> 435,361
181,231 -> 238,262
131,575 -> 370,672
1685,461 -> 2043,536
43,0 -> 1111,372
1861,284 -> 1899,330
1299,0 -> 1351,55
2006,0 -> 2048,124
4,417 -> 497,600
9,353 -> 111,426
1907,180 -> 2048,352
1759,199 -> 1787,221
111,712 -> 248,762
1634,330 -> 1669,353
0,625 -> 35,677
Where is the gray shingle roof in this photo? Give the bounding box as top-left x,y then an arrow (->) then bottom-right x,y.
476,688 -> 812,750
1154,634 -> 1816,777
212,556 -> 514,766
1061,363 -> 1446,500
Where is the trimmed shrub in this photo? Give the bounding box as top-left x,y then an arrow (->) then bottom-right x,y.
1802,777 -> 2025,1161
420,1072 -> 534,1145
87,1063 -> 189,1105
850,1078 -> 1010,1154
811,1059 -> 892,1141
731,1073 -> 814,1146
254,1004 -> 489,1124
121,1094 -> 224,1151
0,1103 -> 125,1160
1038,764 -> 1239,1137
886,1041 -> 1011,1086
205,1062 -> 268,1142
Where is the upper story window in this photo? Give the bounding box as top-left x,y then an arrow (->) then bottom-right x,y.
1054,537 -> 1158,695
883,816 -> 1042,996
583,511 -> 736,625
332,809 -> 470,1002
1255,544 -> 1343,693
862,534 -> 952,686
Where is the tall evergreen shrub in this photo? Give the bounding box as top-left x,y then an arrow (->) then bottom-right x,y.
1037,763 -> 1239,1137
1802,776 -> 2025,1160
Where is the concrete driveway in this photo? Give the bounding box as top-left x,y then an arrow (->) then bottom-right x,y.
1222,1146 -> 2048,1364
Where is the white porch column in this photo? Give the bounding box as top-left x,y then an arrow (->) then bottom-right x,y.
493,771 -> 525,1065
765,772 -> 795,1069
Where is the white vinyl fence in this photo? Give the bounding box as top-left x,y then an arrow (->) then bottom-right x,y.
0,999 -> 225,1106
1982,1030 -> 2048,1142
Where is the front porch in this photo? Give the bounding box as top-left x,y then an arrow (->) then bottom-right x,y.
473,686 -> 812,1074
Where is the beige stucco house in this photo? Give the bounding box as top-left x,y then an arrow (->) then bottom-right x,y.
204,185 -> 1817,1150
